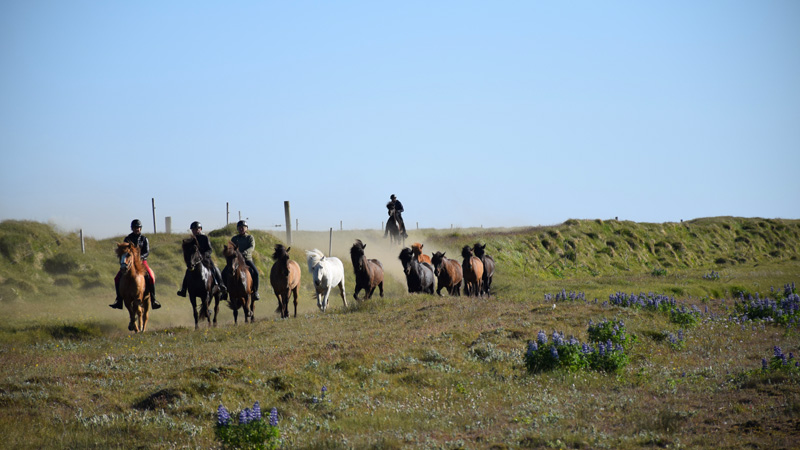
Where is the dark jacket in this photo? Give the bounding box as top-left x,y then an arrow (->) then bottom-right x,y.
124,232 -> 149,261
231,233 -> 255,261
387,200 -> 404,215
195,234 -> 214,259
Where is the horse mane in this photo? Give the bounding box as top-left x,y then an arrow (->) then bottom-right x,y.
182,237 -> 198,266
350,240 -> 366,259
272,244 -> 290,261
116,242 -> 144,272
461,245 -> 474,260
305,249 -> 325,266
398,247 -> 414,263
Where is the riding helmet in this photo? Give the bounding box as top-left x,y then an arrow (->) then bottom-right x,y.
130,219 -> 143,229
237,220 -> 248,228
190,221 -> 202,230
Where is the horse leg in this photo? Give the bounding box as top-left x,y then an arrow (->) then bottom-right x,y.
213,293 -> 220,326
141,303 -> 149,332
379,281 -> 384,297
338,281 -> 348,308
292,287 -> 299,318
353,285 -> 361,302
126,300 -> 137,332
191,296 -> 199,330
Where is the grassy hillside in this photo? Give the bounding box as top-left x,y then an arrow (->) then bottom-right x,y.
1,217 -> 799,448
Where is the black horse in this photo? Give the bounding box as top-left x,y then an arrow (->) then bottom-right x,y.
398,247 -> 434,294
473,243 -> 495,297
386,208 -> 403,245
182,237 -> 221,328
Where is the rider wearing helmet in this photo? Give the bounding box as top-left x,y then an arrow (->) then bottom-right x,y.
109,219 -> 161,309
222,220 -> 260,300
384,194 -> 408,239
177,221 -> 227,298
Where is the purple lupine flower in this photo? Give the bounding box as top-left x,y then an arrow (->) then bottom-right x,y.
537,330 -> 547,345
774,346 -> 783,358
312,396 -> 319,404
582,343 -> 592,354
528,341 -> 538,354
321,386 -> 327,400
550,346 -> 559,360
217,404 -> 231,426
239,408 -> 250,425
252,401 -> 262,421
598,342 -> 606,357
269,407 -> 279,427
762,358 -> 768,371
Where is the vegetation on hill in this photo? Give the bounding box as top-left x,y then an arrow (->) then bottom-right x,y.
1,217 -> 799,448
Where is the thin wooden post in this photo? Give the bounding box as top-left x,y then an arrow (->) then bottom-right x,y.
340,220 -> 343,231
284,201 -> 292,245
329,228 -> 333,256
151,198 -> 157,233
80,229 -> 85,254
296,218 -> 298,231
226,202 -> 229,225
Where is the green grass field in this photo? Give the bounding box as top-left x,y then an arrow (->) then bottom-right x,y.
1,218 -> 799,449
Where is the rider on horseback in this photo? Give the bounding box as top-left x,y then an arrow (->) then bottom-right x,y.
222,220 -> 260,300
177,221 -> 227,298
384,194 -> 408,239
109,219 -> 161,310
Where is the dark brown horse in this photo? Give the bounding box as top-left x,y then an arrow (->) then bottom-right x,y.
431,251 -> 463,296
182,237 -> 221,328
386,208 -> 403,245
349,239 -> 384,300
223,241 -> 254,324
116,242 -> 151,332
461,245 -> 484,297
411,242 -> 432,265
473,243 -> 495,297
269,244 -> 301,318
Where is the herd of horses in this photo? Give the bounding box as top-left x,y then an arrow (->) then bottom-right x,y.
114,238 -> 495,333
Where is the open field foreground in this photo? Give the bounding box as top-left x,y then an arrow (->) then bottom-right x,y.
1,218 -> 799,449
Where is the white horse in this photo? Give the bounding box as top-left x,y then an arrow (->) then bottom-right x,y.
305,249 -> 348,312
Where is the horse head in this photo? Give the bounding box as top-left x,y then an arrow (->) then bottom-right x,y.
350,240 -> 367,272
398,247 -> 415,276
272,244 -> 292,276
116,242 -> 141,273
473,243 -> 487,259
431,251 -> 446,277
182,238 -> 203,270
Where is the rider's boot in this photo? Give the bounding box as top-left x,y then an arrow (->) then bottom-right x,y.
149,283 -> 162,309
176,270 -> 188,297
109,281 -> 123,309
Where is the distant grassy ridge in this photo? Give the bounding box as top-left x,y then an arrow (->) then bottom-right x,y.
1,217 -> 798,302
426,217 -> 800,279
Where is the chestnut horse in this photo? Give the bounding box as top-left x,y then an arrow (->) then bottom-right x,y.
116,242 -> 150,332
270,244 -> 301,318
223,241 -> 254,324
398,247 -> 435,294
182,237 -> 221,328
349,239 -> 384,300
411,243 -> 432,264
431,251 -> 463,296
461,245 -> 484,297
473,243 -> 495,297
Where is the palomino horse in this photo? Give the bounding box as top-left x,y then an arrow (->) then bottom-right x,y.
386,208 -> 403,245
116,242 -> 150,332
431,251 -> 463,296
461,245 -> 484,297
398,247 -> 435,294
223,241 -> 254,324
349,239 -> 384,300
182,237 -> 221,328
473,243 -> 495,297
270,244 -> 301,318
411,243 -> 432,264
306,249 -> 347,312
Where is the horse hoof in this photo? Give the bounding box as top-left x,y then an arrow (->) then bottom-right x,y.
128,323 -> 135,331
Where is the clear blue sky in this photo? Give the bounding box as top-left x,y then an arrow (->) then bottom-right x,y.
2,1 -> 799,238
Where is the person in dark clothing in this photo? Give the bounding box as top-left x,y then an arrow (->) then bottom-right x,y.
177,221 -> 227,297
222,220 -> 260,300
109,219 -> 161,309
384,194 -> 408,239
